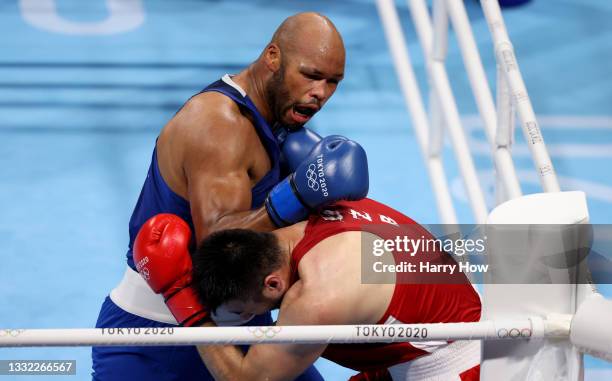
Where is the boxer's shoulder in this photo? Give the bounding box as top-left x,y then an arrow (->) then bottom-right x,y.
179,91 -> 252,132
279,276 -> 350,326
162,91 -> 260,157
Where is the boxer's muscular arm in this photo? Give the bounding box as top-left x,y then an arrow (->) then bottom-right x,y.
178,95 -> 276,242
196,282 -> 334,381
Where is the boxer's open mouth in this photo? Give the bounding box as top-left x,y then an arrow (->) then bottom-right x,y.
293,104 -> 317,118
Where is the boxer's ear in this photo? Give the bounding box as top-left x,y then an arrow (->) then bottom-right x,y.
262,273 -> 285,298
263,43 -> 282,72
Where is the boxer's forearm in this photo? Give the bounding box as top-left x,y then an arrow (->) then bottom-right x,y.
195,322 -> 311,381
192,193 -> 277,242
197,343 -> 251,381
208,206 -> 276,236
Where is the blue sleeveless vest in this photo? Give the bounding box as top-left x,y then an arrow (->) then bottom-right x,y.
125,75 -> 281,269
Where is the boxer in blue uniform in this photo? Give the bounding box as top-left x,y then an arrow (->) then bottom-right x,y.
92,12 -> 369,381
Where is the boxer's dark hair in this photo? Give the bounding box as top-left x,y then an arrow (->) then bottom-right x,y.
192,229 -> 284,312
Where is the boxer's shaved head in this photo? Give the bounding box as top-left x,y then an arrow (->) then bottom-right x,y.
270,12 -> 345,65
261,12 -> 345,129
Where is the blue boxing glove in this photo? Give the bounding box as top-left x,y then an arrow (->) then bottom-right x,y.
280,127 -> 322,173
265,136 -> 369,227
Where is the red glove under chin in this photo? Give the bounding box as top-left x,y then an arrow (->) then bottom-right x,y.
133,213 -> 209,326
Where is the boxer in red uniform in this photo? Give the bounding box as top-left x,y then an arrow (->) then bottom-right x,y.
179,198 -> 481,380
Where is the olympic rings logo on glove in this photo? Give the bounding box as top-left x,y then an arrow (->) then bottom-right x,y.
306,164 -> 320,191
247,326 -> 282,339
140,267 -> 150,281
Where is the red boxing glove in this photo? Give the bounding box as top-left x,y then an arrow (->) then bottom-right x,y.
133,213 -> 209,326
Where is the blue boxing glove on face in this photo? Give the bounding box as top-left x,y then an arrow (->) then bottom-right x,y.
265,136 -> 369,227
280,127 -> 322,174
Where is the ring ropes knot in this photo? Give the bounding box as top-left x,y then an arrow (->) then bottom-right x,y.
305,164 -> 319,191
247,326 -> 282,339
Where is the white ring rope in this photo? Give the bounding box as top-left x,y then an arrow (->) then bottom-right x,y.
0,317 -> 571,347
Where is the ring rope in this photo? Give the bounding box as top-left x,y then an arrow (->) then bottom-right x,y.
0,316 -> 571,347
